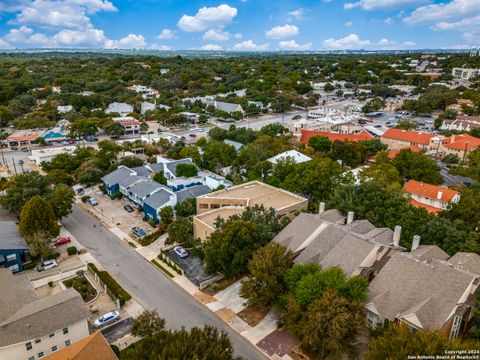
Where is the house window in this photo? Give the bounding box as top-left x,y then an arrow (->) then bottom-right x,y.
51,346 -> 57,352
6,253 -> 17,261
199,204 -> 209,209
35,339 -> 41,344
49,333 -> 54,338
26,342 -> 33,351
62,327 -> 68,335
65,340 -> 71,346
450,315 -> 462,338
38,352 -> 44,358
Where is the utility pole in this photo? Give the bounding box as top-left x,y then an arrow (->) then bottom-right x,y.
11,158 -> 17,175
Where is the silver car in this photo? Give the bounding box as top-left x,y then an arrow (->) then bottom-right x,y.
93,311 -> 120,329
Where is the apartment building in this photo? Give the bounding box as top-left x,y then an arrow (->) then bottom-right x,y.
193,181 -> 308,240
380,129 -> 435,150
0,269 -> 90,360
452,67 -> 480,80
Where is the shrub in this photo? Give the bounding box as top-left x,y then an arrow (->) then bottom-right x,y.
67,246 -> 77,256
47,252 -> 60,260
64,279 -> 73,287
110,345 -> 120,357
81,195 -> 91,203
88,263 -> 131,305
140,231 -> 162,247
152,259 -> 174,278
112,191 -> 121,200
98,184 -> 106,194
48,281 -> 53,287
23,262 -> 37,270
149,219 -> 156,228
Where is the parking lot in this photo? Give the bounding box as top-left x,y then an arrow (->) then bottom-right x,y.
168,248 -> 215,286
85,190 -> 154,238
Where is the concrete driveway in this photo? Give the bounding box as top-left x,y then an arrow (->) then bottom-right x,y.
101,317 -> 134,343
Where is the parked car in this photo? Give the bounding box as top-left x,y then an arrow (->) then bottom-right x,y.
10,146 -> 18,150
52,237 -> 71,246
173,246 -> 189,258
189,133 -> 197,138
87,197 -> 98,206
131,227 -> 146,238
123,204 -> 134,213
93,311 -> 120,329
20,147 -> 29,152
36,260 -> 58,272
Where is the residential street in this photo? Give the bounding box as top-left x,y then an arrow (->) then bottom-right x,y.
62,204 -> 266,360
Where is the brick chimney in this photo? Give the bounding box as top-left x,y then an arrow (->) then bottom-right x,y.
437,191 -> 443,200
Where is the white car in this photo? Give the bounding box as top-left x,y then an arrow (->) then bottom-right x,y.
93,311 -> 120,329
36,260 -> 58,272
173,246 -> 189,258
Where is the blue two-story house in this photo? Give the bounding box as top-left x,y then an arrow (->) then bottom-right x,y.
0,221 -> 30,273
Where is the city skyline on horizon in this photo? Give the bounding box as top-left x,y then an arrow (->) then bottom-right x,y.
0,1 -> 478,51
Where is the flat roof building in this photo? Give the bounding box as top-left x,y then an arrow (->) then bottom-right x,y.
194,181 -> 308,240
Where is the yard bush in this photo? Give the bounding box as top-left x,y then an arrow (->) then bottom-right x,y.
98,184 -> 106,194
23,262 -> 37,270
81,195 -> 91,203
151,259 -> 174,278
140,231 -> 162,247
47,252 -> 60,260
88,263 -> 131,306
67,246 -> 77,256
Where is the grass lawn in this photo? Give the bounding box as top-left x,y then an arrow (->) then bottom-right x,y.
63,275 -> 97,302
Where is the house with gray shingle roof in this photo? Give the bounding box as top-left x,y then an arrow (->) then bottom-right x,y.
0,269 -> 90,359
366,252 -> 480,337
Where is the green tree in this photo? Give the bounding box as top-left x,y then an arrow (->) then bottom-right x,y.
49,185 -> 75,219
330,140 -> 367,168
120,325 -> 242,360
442,187 -> 480,230
175,163 -> 198,177
118,156 -> 144,168
69,119 -> 98,139
204,220 -> 272,278
365,325 -> 479,360
240,243 -> 292,307
19,196 -> 59,260
179,145 -> 202,165
174,197 -> 196,217
104,122 -> 124,139
131,310 -> 166,338
308,136 -> 332,152
166,217 -> 193,246
140,122 -> 149,133
362,97 -> 385,113
359,162 -> 402,188
159,205 -> 174,225
153,171 -> 167,185
0,172 -> 53,213
292,289 -> 366,359
392,149 -> 443,185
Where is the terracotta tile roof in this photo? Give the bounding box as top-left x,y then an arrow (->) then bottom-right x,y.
387,145 -> 422,159
410,199 -> 442,213
300,130 -> 374,144
381,129 -> 435,146
404,179 -> 459,203
44,332 -> 118,360
441,133 -> 480,151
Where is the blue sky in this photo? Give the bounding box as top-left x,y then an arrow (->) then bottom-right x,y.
0,0 -> 478,50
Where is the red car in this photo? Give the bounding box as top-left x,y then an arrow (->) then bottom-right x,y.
53,237 -> 71,246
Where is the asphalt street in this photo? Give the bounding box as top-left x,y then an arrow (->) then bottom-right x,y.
62,204 -> 266,360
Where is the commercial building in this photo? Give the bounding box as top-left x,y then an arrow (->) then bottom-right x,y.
0,221 -> 30,273
300,129 -> 374,145
0,269 -> 90,360
380,129 -> 435,150
31,146 -> 77,166
403,180 -> 460,214
452,67 -> 480,81
6,130 -> 42,148
194,181 -> 308,240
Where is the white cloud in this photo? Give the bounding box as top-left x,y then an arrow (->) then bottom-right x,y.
323,33 -> 371,49
52,28 -> 107,47
345,0 -> 424,11
177,4 -> 237,32
232,40 -> 269,51
105,34 -> 147,49
377,38 -> 396,46
200,44 -> 223,51
150,44 -> 171,50
404,0 -> 480,25
0,38 -> 13,49
403,41 -> 416,46
265,24 -> 299,39
288,8 -> 305,20
278,40 -> 312,51
203,29 -> 230,41
234,33 -> 243,39
4,26 -> 33,43
69,0 -> 117,13
384,17 -> 394,25
344,21 -> 353,27
156,28 -> 175,40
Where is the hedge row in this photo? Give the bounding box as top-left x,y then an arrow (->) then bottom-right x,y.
151,259 -> 174,278
88,263 -> 132,306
